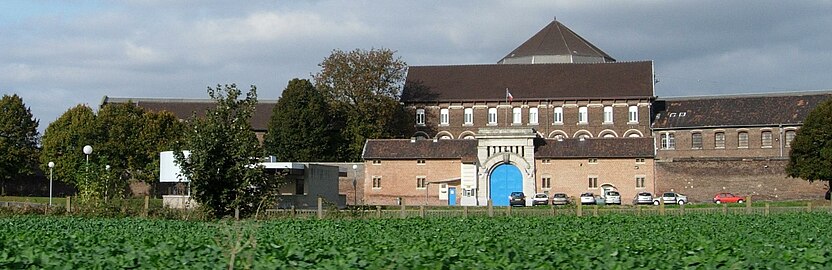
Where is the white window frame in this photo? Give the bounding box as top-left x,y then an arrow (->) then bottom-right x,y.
488,107 -> 497,125
553,107 -> 563,124
737,131 -> 749,148
660,132 -> 675,149
578,106 -> 588,124
785,130 -> 796,148
691,132 -> 703,149
463,108 -> 473,125
715,132 -> 726,149
529,107 -> 538,125
416,109 -> 425,126
512,107 -> 522,124
439,108 -> 449,126
416,176 -> 426,189
628,106 -> 638,123
603,106 -> 613,124
761,131 -> 772,148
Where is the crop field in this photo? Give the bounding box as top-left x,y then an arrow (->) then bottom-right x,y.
1,213 -> 831,269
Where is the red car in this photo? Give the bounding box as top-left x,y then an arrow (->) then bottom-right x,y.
714,193 -> 745,204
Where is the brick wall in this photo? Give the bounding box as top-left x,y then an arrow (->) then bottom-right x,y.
537,157 -> 654,204
655,158 -> 827,202
363,159 -> 462,205
655,126 -> 798,159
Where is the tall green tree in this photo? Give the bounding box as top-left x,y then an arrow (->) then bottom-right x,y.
96,102 -> 147,198
139,111 -> 183,183
787,98 -> 832,192
0,94 -> 40,195
175,84 -> 278,218
264,79 -> 342,161
39,105 -> 100,192
313,48 -> 413,161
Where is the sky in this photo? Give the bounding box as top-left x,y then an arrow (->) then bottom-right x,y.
2,0 -> 832,133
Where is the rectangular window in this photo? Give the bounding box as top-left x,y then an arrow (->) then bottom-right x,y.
512,107 -> 522,124
488,108 -> 497,125
416,109 -> 425,126
541,177 -> 551,189
416,159 -> 425,165
603,106 -> 613,123
715,132 -> 726,148
628,106 -> 638,123
588,158 -> 598,164
529,108 -> 538,125
785,130 -> 796,147
636,158 -> 645,164
636,176 -> 645,188
541,159 -> 551,164
578,106 -> 588,124
553,107 -> 563,124
372,159 -> 381,165
738,131 -> 748,148
372,176 -> 382,189
464,108 -> 473,125
660,133 -> 675,149
691,132 -> 703,149
416,177 -> 426,189
440,108 -> 449,126
588,177 -> 598,188
761,131 -> 772,148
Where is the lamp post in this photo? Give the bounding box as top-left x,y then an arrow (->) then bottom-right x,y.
47,161 -> 54,207
351,164 -> 358,206
105,165 -> 110,203
83,145 -> 92,190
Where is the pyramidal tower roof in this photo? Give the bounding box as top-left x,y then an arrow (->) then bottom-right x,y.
498,19 -> 615,64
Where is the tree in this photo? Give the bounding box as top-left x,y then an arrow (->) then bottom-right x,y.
138,111 -> 183,184
39,105 -> 100,197
264,79 -> 343,161
96,102 -> 147,199
787,98 -> 832,192
174,84 -> 278,218
0,94 -> 40,195
313,48 -> 414,161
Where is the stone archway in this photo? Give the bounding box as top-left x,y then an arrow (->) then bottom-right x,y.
489,163 -> 523,206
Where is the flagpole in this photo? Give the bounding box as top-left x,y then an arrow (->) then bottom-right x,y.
504,88 -> 509,127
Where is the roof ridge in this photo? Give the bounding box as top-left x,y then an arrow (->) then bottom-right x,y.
659,89 -> 832,101
410,60 -> 652,69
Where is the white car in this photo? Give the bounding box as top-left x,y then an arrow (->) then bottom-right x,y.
531,193 -> 549,206
633,192 -> 653,205
580,192 -> 596,205
604,191 -> 621,205
653,192 -> 688,205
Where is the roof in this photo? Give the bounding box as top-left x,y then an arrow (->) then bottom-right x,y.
499,20 -> 615,63
401,61 -> 654,102
535,137 -> 655,158
102,97 -> 276,131
652,91 -> 832,129
362,139 -> 478,160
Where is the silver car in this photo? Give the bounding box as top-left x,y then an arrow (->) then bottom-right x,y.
580,192 -> 596,205
653,192 -> 688,205
633,192 -> 653,205
604,191 -> 621,205
551,193 -> 570,205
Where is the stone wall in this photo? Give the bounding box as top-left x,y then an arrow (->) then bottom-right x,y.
655,158 -> 827,202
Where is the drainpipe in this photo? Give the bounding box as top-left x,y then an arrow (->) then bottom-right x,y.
779,125 -> 784,157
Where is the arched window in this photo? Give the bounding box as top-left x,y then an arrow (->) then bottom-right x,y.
738,131 -> 748,148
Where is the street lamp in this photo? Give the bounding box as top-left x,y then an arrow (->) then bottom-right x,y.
47,161 -> 54,207
351,164 -> 358,206
83,145 -> 92,189
105,165 -> 110,203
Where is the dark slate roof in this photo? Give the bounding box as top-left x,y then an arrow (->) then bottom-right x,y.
401,61 -> 654,102
362,139 -> 478,160
535,138 -> 655,158
652,91 -> 832,129
101,97 -> 276,131
499,20 -> 615,63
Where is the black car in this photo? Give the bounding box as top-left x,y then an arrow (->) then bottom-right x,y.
509,192 -> 526,206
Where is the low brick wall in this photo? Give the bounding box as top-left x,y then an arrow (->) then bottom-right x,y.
655,158 -> 827,202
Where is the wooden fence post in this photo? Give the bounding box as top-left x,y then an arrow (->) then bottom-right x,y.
576,202 -> 582,217
551,204 -> 556,216
234,208 -> 240,220
376,205 -> 381,218
317,197 -> 323,220
487,200 -> 494,217
722,203 -> 728,215
765,203 -> 770,216
419,205 -> 425,218
807,202 -> 813,212
680,203 -> 685,216
637,205 -> 642,216
593,204 -> 598,217
66,196 -> 71,213
400,199 -> 406,219
745,196 -> 752,214
506,205 -> 512,217
290,205 -> 296,218
659,199 -> 665,216
463,206 -> 469,218
143,195 -> 149,218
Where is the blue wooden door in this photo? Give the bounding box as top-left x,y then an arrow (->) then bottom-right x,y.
448,187 -> 456,206
490,164 -> 523,206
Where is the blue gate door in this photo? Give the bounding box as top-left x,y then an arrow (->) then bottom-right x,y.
448,187 -> 456,206
490,164 -> 523,206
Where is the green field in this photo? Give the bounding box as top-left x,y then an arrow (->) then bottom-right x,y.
1,213 -> 830,269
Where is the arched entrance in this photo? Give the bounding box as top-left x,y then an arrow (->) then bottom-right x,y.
490,163 -> 523,206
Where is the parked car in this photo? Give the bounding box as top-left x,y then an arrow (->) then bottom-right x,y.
653,192 -> 687,205
713,192 -> 745,204
604,191 -> 621,205
633,192 -> 653,205
509,192 -> 526,207
551,193 -> 570,205
580,192 -> 596,205
531,193 -> 549,206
